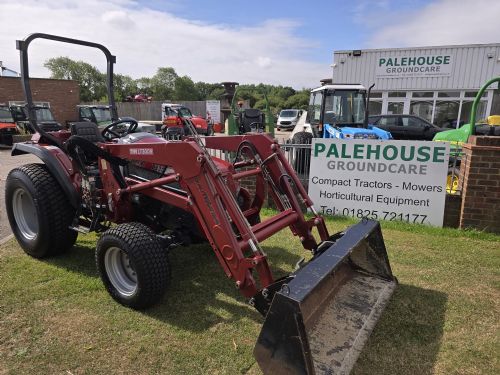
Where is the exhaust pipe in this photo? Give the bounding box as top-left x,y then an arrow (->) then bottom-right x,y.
254,219 -> 396,375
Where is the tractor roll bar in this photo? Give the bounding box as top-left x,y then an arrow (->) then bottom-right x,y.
16,33 -> 118,148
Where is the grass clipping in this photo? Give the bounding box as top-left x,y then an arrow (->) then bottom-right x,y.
0,216 -> 499,375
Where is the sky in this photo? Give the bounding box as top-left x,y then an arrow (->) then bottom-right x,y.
0,0 -> 499,89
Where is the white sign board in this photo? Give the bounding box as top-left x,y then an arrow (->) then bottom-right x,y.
375,55 -> 453,78
308,139 -> 450,226
205,100 -> 221,123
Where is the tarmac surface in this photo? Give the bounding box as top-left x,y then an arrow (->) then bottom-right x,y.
0,147 -> 37,241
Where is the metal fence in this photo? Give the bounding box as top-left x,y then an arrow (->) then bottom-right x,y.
115,101 -> 209,121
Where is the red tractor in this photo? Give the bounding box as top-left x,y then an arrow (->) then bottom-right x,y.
6,33 -> 396,375
161,103 -> 214,137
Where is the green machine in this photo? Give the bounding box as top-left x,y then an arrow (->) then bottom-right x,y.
433,77 -> 500,193
227,87 -> 274,136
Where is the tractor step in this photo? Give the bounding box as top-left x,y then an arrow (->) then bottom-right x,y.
69,225 -> 90,234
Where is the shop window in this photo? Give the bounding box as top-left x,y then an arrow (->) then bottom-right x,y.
465,91 -> 488,98
388,102 -> 404,115
434,101 -> 459,128
388,91 -> 406,98
438,91 -> 460,98
410,101 -> 433,123
460,101 -> 487,124
412,92 -> 434,98
368,101 -> 382,115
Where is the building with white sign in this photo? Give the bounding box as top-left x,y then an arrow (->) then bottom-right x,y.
332,43 -> 500,128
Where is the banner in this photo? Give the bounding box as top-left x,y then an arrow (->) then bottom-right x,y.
205,100 -> 221,123
308,139 -> 450,226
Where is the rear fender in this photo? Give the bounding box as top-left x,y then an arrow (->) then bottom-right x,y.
11,143 -> 80,208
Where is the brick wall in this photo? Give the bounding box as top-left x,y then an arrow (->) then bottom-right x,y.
459,136 -> 500,233
0,77 -> 79,126
443,194 -> 462,228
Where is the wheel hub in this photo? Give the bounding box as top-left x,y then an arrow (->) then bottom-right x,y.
104,247 -> 138,296
12,188 -> 39,240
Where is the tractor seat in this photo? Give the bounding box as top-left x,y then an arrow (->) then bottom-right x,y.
239,108 -> 265,134
70,122 -> 105,143
39,122 -> 62,132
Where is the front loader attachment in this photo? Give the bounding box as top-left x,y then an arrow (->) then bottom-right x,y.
254,219 -> 397,375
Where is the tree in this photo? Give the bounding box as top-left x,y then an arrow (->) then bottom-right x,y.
135,77 -> 152,95
150,67 -> 178,100
113,73 -> 138,102
173,76 -> 198,101
284,89 -> 310,110
44,57 -> 106,102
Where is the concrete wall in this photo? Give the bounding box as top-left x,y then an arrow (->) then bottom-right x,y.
0,77 -> 79,125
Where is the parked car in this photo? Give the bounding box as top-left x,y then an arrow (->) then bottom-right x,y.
368,114 -> 444,140
277,109 -> 302,131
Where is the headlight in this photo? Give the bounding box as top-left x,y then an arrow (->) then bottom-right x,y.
354,133 -> 380,139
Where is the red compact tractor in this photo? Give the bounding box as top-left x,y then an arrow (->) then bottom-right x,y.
6,34 -> 396,374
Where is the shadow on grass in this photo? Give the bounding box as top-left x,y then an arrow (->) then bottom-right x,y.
143,243 -> 303,331
43,244 -> 99,278
43,240 -> 303,333
353,283 -> 447,375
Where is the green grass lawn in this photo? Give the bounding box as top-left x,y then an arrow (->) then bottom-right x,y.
0,213 -> 499,374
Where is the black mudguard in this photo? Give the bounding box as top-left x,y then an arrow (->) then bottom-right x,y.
12,143 -> 80,208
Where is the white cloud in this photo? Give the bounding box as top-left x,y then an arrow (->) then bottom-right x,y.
0,0 -> 327,89
367,0 -> 500,47
256,56 -> 272,68
101,10 -> 136,30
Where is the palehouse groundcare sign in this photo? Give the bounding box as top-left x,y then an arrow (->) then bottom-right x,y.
375,55 -> 453,78
308,139 -> 450,226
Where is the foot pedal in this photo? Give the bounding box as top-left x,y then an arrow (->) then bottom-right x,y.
70,225 -> 90,234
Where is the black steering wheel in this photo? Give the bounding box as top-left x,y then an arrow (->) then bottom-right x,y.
102,118 -> 139,141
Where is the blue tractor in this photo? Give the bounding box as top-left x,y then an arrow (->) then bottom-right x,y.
290,84 -> 392,173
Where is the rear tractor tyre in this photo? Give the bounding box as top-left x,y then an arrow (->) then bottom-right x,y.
5,163 -> 78,258
96,222 -> 170,309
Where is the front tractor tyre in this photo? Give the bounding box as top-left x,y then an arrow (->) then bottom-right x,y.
96,223 -> 170,309
5,163 -> 78,258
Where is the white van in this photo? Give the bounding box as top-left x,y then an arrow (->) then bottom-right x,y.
277,109 -> 302,131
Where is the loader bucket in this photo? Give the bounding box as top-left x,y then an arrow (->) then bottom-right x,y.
254,219 -> 397,375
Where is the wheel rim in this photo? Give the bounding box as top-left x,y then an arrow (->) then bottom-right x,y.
12,188 -> 39,240
104,247 -> 138,296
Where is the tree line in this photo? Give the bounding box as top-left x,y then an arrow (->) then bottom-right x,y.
44,57 -> 311,114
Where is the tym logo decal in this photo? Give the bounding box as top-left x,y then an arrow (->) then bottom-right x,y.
130,148 -> 154,155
